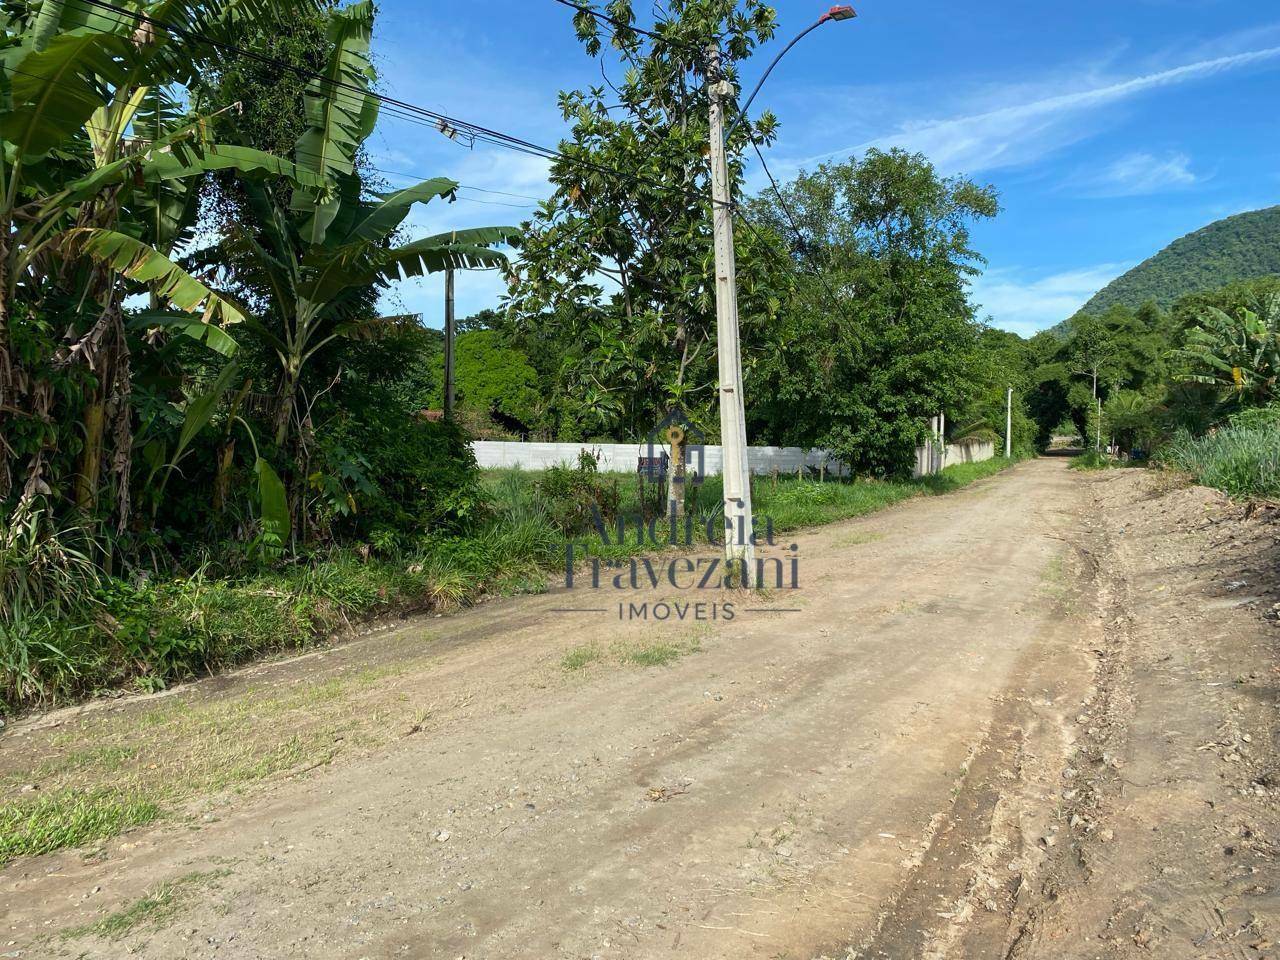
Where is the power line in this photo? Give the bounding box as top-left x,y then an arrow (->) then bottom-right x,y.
747,137 -> 847,317
64,0 -> 735,215
33,0 -> 837,305
458,185 -> 546,203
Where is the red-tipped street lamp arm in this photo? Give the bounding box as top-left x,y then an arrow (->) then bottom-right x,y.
728,6 -> 857,136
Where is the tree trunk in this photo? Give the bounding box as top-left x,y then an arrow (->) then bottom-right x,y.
76,398 -> 106,512
213,439 -> 236,513
274,372 -> 297,449
102,302 -> 133,531
0,234 -> 12,499
667,433 -> 687,520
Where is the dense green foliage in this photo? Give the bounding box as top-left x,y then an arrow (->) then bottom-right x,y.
0,0 -> 512,711
1078,205 -> 1280,316
434,331 -> 542,436
1158,407 -> 1280,498
743,150 -> 1002,475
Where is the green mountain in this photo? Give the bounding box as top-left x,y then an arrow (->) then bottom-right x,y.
1080,205 -> 1280,316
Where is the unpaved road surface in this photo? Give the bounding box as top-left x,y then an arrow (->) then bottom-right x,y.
3,459 -> 1278,958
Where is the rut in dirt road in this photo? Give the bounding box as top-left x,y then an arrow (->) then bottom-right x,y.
4,460 -> 1105,958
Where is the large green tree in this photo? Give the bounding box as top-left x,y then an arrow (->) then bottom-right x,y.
505,0 -> 786,442
747,149 -> 999,475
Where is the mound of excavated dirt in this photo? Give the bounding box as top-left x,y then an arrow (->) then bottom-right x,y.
1009,468 -> 1280,960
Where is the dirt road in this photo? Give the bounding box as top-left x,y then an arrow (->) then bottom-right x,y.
3,459 -> 1277,959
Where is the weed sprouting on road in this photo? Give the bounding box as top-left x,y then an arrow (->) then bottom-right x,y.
619,634 -> 704,667
561,644 -> 605,671
61,870 -> 229,942
561,631 -> 706,672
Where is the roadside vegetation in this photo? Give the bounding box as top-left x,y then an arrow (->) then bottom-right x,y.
1022,273 -> 1280,499
1157,409 -> 1280,498
0,789 -> 161,864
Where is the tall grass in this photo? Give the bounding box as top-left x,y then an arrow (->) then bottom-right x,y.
1158,424 -> 1280,498
0,505 -> 105,706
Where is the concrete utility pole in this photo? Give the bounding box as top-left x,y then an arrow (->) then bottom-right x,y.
707,46 -> 755,583
1006,387 -> 1013,459
444,268 -> 456,420
937,411 -> 946,475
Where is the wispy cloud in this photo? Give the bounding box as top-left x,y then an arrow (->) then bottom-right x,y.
970,263 -> 1132,336
1071,151 -> 1201,197
801,45 -> 1280,175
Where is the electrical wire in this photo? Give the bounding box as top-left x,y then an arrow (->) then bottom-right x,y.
62,0 -> 739,214
746,137 -> 848,316
23,0 -> 844,305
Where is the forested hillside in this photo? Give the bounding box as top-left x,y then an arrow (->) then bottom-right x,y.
1080,205 -> 1280,315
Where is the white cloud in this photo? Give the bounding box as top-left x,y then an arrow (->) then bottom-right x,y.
1073,151 -> 1200,197
798,44 -> 1280,176
970,263 -> 1132,336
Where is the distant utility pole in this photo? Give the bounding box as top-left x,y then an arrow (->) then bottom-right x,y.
1096,395 -> 1102,453
1006,387 -> 1013,459
707,45 -> 755,583
936,411 -> 946,475
444,267 -> 456,420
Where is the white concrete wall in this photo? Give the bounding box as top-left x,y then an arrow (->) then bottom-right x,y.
471,441 -> 850,478
473,437 -> 996,479
912,439 -> 996,479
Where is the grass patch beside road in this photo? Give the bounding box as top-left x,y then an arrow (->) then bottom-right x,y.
619,633 -> 704,667
491,453 -> 1026,563
561,644 -> 604,671
0,789 -> 160,865
560,632 -> 705,672
1158,424 -> 1280,498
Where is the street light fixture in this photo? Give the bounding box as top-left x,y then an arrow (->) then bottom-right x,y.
729,6 -> 857,137
708,7 -> 856,584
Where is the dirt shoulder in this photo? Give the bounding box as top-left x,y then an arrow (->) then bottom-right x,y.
1005,469 -> 1280,959
1,460 -> 1276,959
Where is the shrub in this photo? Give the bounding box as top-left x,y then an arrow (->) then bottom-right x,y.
1069,450 -> 1113,471
1158,424 -> 1280,498
0,505 -> 106,708
533,450 -> 621,535
320,402 -> 486,537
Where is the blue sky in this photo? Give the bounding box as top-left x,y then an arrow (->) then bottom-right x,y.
367,1 -> 1280,337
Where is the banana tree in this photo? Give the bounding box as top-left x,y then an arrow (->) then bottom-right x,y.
196,0 -> 517,450
0,0 -> 321,518
1176,294 -> 1280,407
